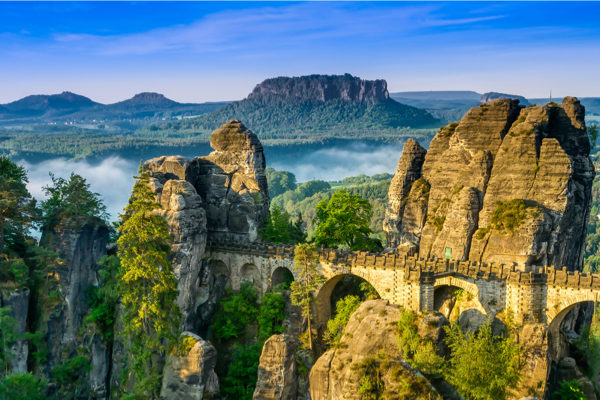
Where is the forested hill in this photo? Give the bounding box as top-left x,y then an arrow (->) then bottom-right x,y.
136,74 -> 440,145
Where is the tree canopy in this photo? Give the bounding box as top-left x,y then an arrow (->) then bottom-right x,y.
0,156 -> 36,257
41,172 -> 108,228
266,168 -> 297,198
313,189 -> 377,251
260,204 -> 306,245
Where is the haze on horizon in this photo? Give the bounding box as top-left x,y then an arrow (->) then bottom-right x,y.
1,1 -> 600,104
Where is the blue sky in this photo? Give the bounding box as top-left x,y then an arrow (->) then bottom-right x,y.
1,1 -> 599,104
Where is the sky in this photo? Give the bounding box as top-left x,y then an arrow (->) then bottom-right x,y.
1,1 -> 600,104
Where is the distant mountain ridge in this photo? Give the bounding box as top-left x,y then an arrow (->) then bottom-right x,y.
138,74 -> 440,145
390,91 -> 481,101
0,91 -> 230,130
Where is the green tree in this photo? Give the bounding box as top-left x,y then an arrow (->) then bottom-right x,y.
260,205 -> 293,244
552,380 -> 586,400
211,281 -> 258,341
41,172 -> 108,227
260,205 -> 306,244
117,163 -> 182,397
86,255 -> 121,342
266,168 -> 297,198
257,291 -> 286,340
313,189 -> 375,251
0,307 -> 20,375
221,342 -> 263,400
444,321 -> 523,400
290,243 -> 325,351
323,295 -> 361,348
588,124 -> 599,149
0,156 -> 36,257
0,372 -> 47,400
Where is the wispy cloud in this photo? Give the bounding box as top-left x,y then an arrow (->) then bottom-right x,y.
50,3 -> 505,56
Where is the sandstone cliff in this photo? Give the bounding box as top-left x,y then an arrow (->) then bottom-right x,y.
253,334 -> 298,400
0,288 -> 30,373
384,97 -> 595,270
35,218 -> 110,399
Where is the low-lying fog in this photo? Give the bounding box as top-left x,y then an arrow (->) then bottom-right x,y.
16,140 -> 426,227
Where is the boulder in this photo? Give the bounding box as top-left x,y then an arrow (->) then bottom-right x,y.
160,332 -> 219,400
253,334 -> 298,400
309,300 -> 442,400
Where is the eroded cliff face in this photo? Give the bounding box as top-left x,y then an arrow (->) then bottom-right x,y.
145,119 -> 270,243
384,97 -> 595,270
35,218 -> 110,399
0,288 -> 30,373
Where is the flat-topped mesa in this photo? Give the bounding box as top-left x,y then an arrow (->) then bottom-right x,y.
384,97 -> 595,271
247,74 -> 389,102
143,119 -> 270,243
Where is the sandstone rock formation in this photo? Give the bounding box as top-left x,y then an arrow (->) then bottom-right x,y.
0,288 -> 30,372
309,300 -> 442,400
144,119 -> 270,243
36,218 -> 110,399
384,97 -> 595,270
160,332 -> 219,400
383,139 -> 427,251
480,92 -> 530,106
253,334 -> 298,400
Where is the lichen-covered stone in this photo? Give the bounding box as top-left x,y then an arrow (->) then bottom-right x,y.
253,334 -> 298,400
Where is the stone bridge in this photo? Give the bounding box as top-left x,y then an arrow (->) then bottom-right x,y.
205,239 -> 600,351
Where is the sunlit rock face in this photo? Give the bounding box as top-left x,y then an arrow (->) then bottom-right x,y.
144,119 -> 270,243
384,97 -> 594,270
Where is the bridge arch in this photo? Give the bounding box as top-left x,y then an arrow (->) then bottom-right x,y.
271,266 -> 294,289
314,272 -> 383,326
240,263 -> 260,287
433,276 -> 490,319
546,292 -> 598,328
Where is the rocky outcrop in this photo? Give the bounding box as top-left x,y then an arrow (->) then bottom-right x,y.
383,139 -> 427,249
196,120 -> 270,241
253,334 -> 298,400
309,300 -> 442,400
144,120 -> 270,243
248,74 -> 389,102
36,218 -> 110,399
0,288 -> 30,373
160,332 -> 219,400
385,97 -> 595,270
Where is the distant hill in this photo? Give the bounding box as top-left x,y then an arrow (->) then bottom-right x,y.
137,74 -> 440,145
0,92 -> 229,130
390,91 -> 481,101
480,92 -> 530,106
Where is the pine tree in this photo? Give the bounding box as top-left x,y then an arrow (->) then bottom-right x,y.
290,243 -> 325,351
117,162 -> 182,397
0,156 -> 36,257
